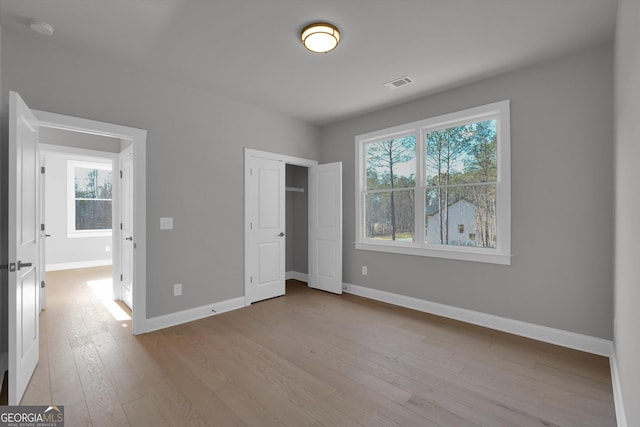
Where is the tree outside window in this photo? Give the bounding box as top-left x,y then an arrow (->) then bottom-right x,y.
70,162 -> 113,232
365,135 -> 416,242
355,100 -> 510,265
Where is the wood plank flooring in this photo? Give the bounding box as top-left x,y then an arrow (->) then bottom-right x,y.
21,267 -> 616,426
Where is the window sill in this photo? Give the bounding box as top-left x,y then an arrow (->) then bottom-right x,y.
355,242 -> 511,265
67,231 -> 112,239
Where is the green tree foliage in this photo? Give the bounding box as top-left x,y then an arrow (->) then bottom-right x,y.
366,136 -> 416,240
426,120 -> 497,247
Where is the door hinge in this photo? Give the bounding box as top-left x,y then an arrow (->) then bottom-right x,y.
250,168 -> 253,176
120,223 -> 123,230
41,281 -> 45,288
250,222 -> 253,230
250,276 -> 253,284
120,170 -> 123,179
120,274 -> 123,281
41,166 -> 45,174
41,224 -> 45,231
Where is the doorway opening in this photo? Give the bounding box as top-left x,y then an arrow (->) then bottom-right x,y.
39,127 -> 131,321
32,108 -> 148,335
285,164 -> 308,282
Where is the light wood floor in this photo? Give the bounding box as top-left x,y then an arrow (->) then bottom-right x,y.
22,267 -> 616,426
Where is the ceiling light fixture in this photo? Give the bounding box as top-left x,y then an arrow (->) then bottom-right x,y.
30,20 -> 54,36
301,22 -> 340,53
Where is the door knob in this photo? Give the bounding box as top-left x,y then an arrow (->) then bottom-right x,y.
125,236 -> 133,241
278,232 -> 285,237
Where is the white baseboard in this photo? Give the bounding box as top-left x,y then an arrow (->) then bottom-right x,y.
343,283 -> 613,357
610,348 -> 628,427
144,296 -> 245,333
46,259 -> 112,272
286,271 -> 308,282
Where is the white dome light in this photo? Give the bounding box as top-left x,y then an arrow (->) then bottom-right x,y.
301,22 -> 340,53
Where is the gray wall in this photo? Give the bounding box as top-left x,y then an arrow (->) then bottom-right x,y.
320,44 -> 614,339
614,0 -> 640,424
1,29 -> 320,318
285,164 -> 308,275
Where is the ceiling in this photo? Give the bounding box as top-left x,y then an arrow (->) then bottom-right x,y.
0,0 -> 618,126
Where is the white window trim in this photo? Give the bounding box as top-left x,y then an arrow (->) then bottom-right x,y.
355,100 -> 511,265
67,159 -> 114,238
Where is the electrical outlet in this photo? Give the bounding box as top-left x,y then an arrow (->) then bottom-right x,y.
174,283 -> 182,296
362,266 -> 367,275
105,245 -> 111,253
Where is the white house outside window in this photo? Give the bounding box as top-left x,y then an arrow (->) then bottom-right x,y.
67,160 -> 113,237
355,100 -> 511,264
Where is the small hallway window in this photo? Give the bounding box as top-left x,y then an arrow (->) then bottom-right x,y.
67,160 -> 113,236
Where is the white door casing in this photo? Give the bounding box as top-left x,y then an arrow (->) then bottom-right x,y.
245,155 -> 286,304
120,147 -> 134,309
8,91 -> 40,405
309,162 -> 343,294
39,154 -> 47,311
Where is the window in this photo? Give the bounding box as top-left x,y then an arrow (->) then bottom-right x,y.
68,160 -> 113,237
355,100 -> 510,264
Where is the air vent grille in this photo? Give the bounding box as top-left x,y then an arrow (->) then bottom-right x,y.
384,76 -> 414,90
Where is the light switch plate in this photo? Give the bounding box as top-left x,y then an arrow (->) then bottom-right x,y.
160,217 -> 173,230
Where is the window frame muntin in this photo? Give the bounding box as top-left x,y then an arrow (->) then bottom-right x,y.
355,100 -> 511,265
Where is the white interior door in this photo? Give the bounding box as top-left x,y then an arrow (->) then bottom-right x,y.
309,162 -> 343,294
246,156 -> 286,303
8,91 -> 40,405
120,147 -> 134,309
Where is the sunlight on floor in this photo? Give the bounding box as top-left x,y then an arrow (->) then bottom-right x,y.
86,278 -> 131,321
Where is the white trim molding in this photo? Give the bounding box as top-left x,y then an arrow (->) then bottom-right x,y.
285,271 -> 309,282
610,348 -> 628,427
343,282 -> 613,357
46,259 -> 112,272
145,297 -> 245,333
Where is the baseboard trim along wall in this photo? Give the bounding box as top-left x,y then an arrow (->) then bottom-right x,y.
343,282 -> 613,357
46,259 -> 112,272
285,271 -> 309,282
144,296 -> 245,333
610,349 -> 628,427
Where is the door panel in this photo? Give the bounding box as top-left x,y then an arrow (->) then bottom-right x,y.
9,91 -> 40,405
120,148 -> 134,309
309,162 -> 343,294
247,157 -> 285,303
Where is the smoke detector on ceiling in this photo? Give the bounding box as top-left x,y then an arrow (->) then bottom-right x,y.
384,76 -> 414,90
30,20 -> 54,36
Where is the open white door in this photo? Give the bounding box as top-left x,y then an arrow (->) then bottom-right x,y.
119,147 -> 134,309
309,162 -> 343,294
246,156 -> 286,304
8,91 -> 40,405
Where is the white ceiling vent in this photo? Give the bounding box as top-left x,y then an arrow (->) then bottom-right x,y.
384,76 -> 414,90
